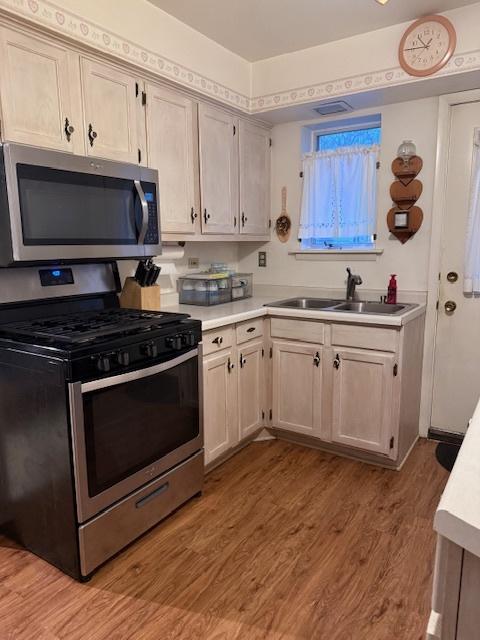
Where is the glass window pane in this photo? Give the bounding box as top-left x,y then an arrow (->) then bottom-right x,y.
316,127 -> 381,152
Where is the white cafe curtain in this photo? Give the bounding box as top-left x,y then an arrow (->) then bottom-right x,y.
299,144 -> 379,240
464,130 -> 480,294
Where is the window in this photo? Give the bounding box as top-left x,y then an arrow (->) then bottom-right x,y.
299,126 -> 381,251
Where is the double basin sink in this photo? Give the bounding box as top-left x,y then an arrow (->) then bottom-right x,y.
267,298 -> 414,315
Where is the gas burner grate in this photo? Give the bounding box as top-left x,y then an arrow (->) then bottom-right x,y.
0,308 -> 187,345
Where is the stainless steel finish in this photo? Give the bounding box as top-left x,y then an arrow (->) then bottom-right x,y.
1,143 -> 161,263
333,301 -> 409,315
0,263 -> 117,304
81,349 -> 198,392
444,300 -> 457,313
69,348 -> 202,523
346,267 -> 363,300
447,272 -> 459,283
134,179 -> 149,244
78,450 -> 203,576
267,297 -> 343,309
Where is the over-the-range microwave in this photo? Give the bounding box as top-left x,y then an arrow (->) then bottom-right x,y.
0,143 -> 161,266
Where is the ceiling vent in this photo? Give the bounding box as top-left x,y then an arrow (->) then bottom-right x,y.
314,101 -> 353,116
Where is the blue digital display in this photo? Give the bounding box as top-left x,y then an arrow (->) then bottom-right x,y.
145,192 -> 154,202
51,270 -> 61,277
39,268 -> 74,287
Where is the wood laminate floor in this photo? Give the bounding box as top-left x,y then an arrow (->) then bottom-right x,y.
0,439 -> 447,640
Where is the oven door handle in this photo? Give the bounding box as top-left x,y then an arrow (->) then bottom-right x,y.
134,179 -> 149,244
81,349 -> 198,393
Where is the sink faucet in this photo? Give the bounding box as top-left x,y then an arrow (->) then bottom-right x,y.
346,267 -> 362,300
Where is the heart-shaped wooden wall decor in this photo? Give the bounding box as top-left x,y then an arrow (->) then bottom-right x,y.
387,155 -> 423,243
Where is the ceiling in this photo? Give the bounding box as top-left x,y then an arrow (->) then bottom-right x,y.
147,0 -> 479,61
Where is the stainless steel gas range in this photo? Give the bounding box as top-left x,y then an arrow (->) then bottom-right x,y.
0,262 -> 203,579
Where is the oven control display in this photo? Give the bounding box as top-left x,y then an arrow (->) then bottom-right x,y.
39,268 -> 74,287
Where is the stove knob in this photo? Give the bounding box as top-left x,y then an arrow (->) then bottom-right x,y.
183,332 -> 196,347
96,355 -> 111,373
141,342 -> 158,358
166,335 -> 182,350
116,351 -> 130,367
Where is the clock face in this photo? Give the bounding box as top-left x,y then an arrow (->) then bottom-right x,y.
399,16 -> 456,77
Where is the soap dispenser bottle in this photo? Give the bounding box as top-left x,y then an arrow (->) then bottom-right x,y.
387,274 -> 397,304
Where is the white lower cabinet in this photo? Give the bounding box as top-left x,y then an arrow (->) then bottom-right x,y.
331,348 -> 395,455
272,340 -> 322,437
238,339 -> 265,440
203,349 -> 238,465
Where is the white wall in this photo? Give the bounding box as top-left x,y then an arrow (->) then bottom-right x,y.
238,97 -> 440,297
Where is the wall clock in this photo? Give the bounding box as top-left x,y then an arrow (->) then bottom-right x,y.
399,15 -> 456,77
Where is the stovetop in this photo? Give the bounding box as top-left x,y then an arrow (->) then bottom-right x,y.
0,308 -> 189,347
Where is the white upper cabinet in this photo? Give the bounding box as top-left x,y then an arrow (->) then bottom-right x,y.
198,103 -> 238,234
0,28 -> 83,153
145,84 -> 199,234
80,59 -> 139,163
239,121 -> 271,235
331,348 -> 395,456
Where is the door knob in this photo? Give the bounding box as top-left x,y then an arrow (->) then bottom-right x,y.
446,271 -> 458,283
444,300 -> 457,314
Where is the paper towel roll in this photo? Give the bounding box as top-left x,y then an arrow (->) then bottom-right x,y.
154,243 -> 185,262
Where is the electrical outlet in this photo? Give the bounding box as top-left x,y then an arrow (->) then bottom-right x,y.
188,257 -> 199,269
258,251 -> 267,267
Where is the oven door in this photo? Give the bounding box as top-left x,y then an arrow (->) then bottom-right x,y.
69,349 -> 202,523
2,143 -> 161,264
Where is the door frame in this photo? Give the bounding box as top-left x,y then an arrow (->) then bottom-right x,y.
422,89 -> 480,436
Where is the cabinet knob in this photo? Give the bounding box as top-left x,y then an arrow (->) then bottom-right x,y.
227,357 -> 235,373
240,354 -> 247,368
333,354 -> 340,369
64,117 -> 75,141
190,207 -> 198,224
203,209 -> 210,224
313,352 -> 321,367
212,336 -> 223,345
88,123 -> 98,147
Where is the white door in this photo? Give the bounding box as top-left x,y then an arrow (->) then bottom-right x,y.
145,84 -> 199,234
0,27 -> 83,153
203,350 -> 238,465
198,104 -> 238,234
431,101 -> 480,435
272,340 -> 322,437
238,340 -> 264,440
331,349 -> 395,455
239,121 -> 270,235
81,59 -> 139,163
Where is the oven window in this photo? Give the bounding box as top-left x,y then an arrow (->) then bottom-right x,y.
82,356 -> 199,497
17,164 -> 139,245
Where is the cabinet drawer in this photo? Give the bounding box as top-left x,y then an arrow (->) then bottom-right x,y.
78,451 -> 203,576
236,318 -> 264,344
270,318 -> 325,344
202,326 -> 234,355
331,324 -> 398,352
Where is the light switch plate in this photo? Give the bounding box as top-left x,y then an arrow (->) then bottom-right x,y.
258,251 -> 267,267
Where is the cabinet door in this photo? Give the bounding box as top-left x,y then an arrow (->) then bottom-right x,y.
272,340 -> 322,437
239,121 -> 270,235
81,59 -> 139,163
331,349 -> 395,455
203,350 -> 238,465
238,340 -> 264,440
0,28 -> 82,153
198,104 -> 238,234
145,84 -> 199,234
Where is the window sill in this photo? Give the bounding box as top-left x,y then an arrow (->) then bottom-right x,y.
289,249 -> 384,262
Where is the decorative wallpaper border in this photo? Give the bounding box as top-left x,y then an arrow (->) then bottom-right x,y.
1,0 -> 479,117
0,0 -> 250,111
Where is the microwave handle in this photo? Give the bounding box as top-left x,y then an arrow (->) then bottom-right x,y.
134,180 -> 149,244
81,349 -> 198,393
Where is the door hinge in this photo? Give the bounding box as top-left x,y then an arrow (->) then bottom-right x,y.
269,409 -> 272,421
138,148 -> 142,163
142,91 -> 147,106
135,82 -> 139,97
269,346 -> 273,358
393,363 -> 398,377
268,219 -> 272,229
389,436 -> 395,450
262,410 -> 265,420
262,348 -> 265,358
233,124 -> 236,136
299,171 -> 304,178
269,138 -> 272,147
376,161 -> 381,170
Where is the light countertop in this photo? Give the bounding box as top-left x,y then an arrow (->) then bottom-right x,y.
163,293 -> 426,331
434,398 -> 480,557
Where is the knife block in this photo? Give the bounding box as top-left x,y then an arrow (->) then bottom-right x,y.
119,277 -> 161,311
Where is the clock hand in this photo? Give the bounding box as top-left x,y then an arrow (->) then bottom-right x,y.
404,46 -> 427,51
418,35 -> 427,47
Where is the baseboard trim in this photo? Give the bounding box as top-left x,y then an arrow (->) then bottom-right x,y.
428,428 -> 464,446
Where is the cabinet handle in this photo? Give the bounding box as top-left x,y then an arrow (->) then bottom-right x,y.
246,327 -> 256,333
88,123 -> 98,147
241,212 -> 247,227
239,353 -> 247,368
64,117 -> 75,142
333,354 -> 340,370
313,352 -> 321,367
212,336 -> 223,345
190,207 -> 198,224
227,357 -> 235,373
203,208 -> 210,224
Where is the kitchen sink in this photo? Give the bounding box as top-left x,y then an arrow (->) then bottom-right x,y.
267,297 -> 343,309
266,297 -> 416,315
